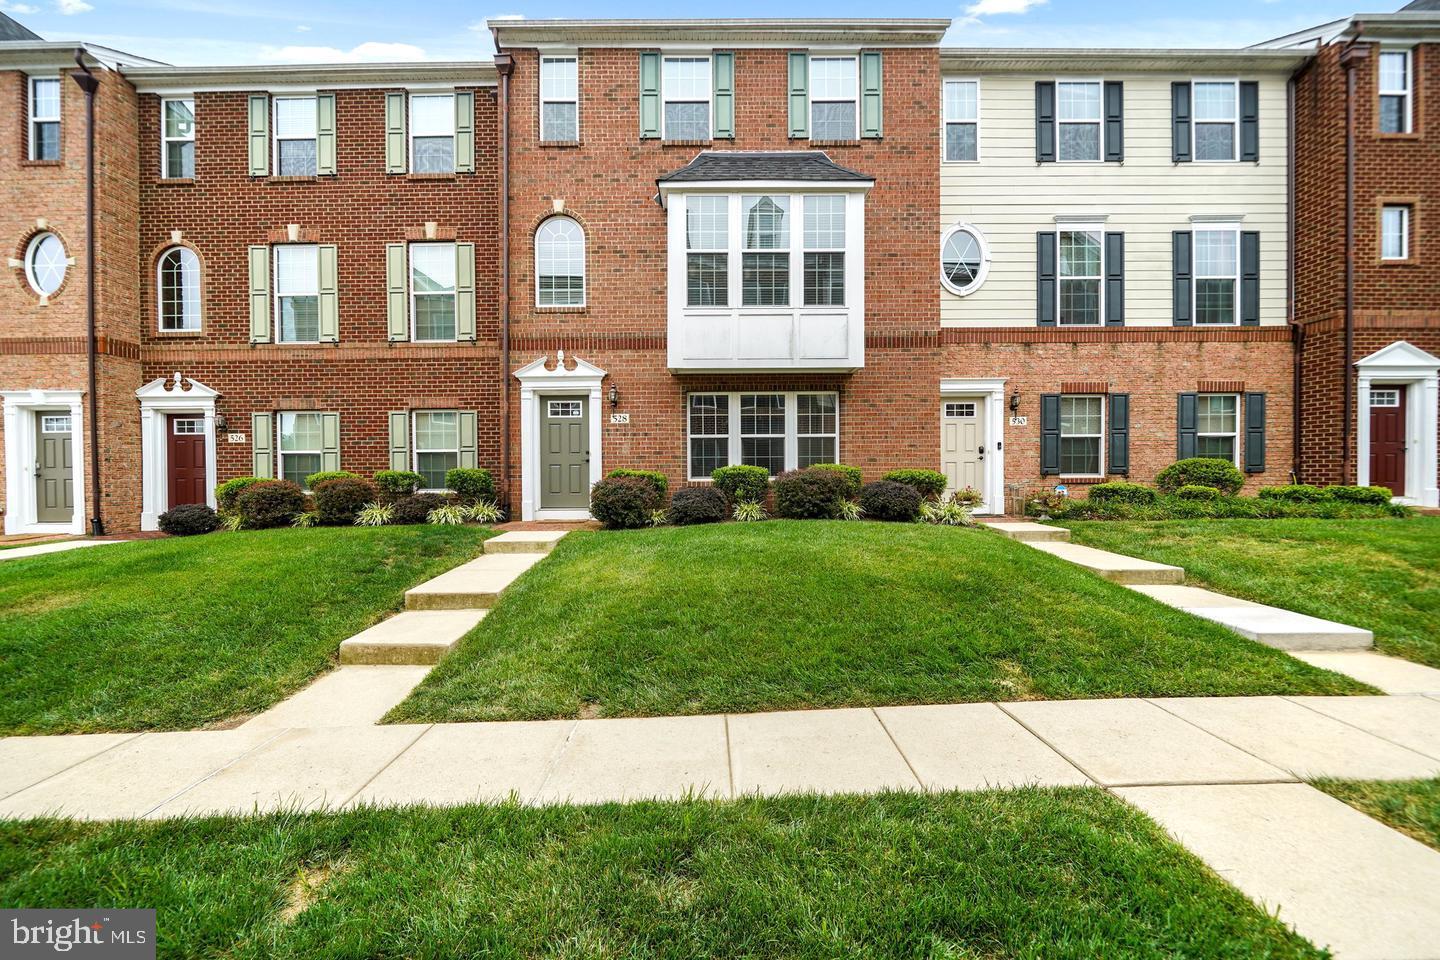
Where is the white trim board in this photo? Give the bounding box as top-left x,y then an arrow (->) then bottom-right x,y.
1355,341 -> 1439,508
514,352 -> 606,522
939,377 -> 1006,516
136,374 -> 220,531
2,389 -> 86,535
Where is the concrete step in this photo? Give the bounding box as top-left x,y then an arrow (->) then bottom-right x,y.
242,666 -> 432,729
983,521 -> 1071,542
339,610 -> 489,665
483,530 -> 568,554
1129,585 -> 1373,651
1028,540 -> 1184,585
1292,651 -> 1440,695
404,551 -> 544,610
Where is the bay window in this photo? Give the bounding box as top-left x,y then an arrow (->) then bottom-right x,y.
687,391 -> 840,479
686,196 -> 728,307
803,195 -> 846,306
742,195 -> 790,306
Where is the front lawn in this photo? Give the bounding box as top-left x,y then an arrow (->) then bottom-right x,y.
1063,518 -> 1440,667
0,789 -> 1326,959
1314,778 -> 1440,851
391,521 -> 1363,723
0,526 -> 489,735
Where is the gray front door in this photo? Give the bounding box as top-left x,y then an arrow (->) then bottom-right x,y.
540,395 -> 589,509
35,411 -> 74,524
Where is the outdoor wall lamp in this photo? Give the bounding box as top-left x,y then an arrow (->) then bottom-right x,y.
608,384 -> 619,409
215,413 -> 228,431
1009,390 -> 1021,413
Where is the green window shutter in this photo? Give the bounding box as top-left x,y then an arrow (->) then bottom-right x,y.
1108,394 -> 1130,476
1239,81 -> 1259,162
1240,232 -> 1261,326
317,244 -> 339,342
1104,232 -> 1125,326
1172,82 -> 1192,163
1103,81 -> 1124,162
639,52 -> 661,139
458,412 -> 478,469
1040,394 -> 1061,476
388,411 -> 410,471
1244,393 -> 1267,474
1036,232 -> 1057,326
1035,81 -> 1055,163
860,51 -> 882,138
788,52 -> 809,139
316,93 -> 336,175
1172,231 -> 1193,326
1177,393 -> 1198,460
247,94 -> 269,177
248,245 -> 271,343
454,91 -> 474,173
386,242 -> 408,341
320,413 -> 341,472
712,52 -> 735,140
456,242 -> 476,341
385,91 -> 407,174
251,412 -> 274,478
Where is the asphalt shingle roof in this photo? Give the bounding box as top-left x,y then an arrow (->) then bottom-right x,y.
0,11 -> 42,41
658,151 -> 873,184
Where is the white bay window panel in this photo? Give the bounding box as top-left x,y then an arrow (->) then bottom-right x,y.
686,391 -> 840,480
686,196 -> 728,307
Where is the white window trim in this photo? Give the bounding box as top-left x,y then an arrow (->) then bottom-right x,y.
535,216 -> 587,309
1192,223 -> 1242,327
809,54 -> 859,141
685,195 -> 729,308
941,78 -> 980,164
276,411 -> 324,491
539,55 -> 579,142
3,389 -> 86,535
408,91 -> 457,174
685,390 -> 840,481
1190,77 -> 1240,163
1381,205 -> 1411,261
156,246 -> 201,333
940,222 -> 990,297
1378,49 -> 1413,135
135,374 -> 219,531
412,409 -> 461,493
28,76 -> 60,162
408,241 -> 458,342
271,95 -> 318,176
661,54 -> 712,141
1056,224 -> 1105,327
160,96 -> 195,179
23,232 -> 68,300
273,244 -> 321,344
1059,393 -> 1105,479
802,195 -> 846,308
1054,78 -> 1104,164
1196,393 -> 1241,467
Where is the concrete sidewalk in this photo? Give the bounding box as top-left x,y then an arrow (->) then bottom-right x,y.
0,539 -> 126,562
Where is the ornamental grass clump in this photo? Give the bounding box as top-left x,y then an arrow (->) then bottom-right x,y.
732,500 -> 768,522
919,496 -> 975,526
355,503 -> 395,527
427,503 -> 470,526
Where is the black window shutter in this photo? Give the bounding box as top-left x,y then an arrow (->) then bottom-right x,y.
1171,82 -> 1192,163
1041,394 -> 1061,475
1108,393 -> 1130,476
1245,392 -> 1267,474
1037,232 -> 1058,326
1104,81 -> 1124,162
1177,393 -> 1198,459
1035,82 -> 1056,163
1104,232 -> 1125,326
1172,231 -> 1193,326
1240,231 -> 1261,326
1239,81 -> 1259,162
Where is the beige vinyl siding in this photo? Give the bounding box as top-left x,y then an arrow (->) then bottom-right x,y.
940,73 -> 1289,328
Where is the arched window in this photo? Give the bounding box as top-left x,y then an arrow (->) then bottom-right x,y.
24,232 -> 66,297
157,246 -> 201,331
941,224 -> 990,297
535,216 -> 585,307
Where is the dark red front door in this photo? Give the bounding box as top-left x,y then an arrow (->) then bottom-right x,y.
167,416 -> 207,507
1369,385 -> 1407,497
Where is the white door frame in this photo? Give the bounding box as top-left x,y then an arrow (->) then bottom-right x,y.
940,377 -> 1006,515
514,352 -> 606,521
2,388 -> 86,535
137,374 -> 220,531
1355,341 -> 1439,508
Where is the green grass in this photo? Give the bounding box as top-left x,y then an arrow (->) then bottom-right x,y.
0,526 -> 490,735
1314,778 -> 1440,850
1062,518 -> 1440,667
391,521 -> 1364,724
0,789 -> 1327,959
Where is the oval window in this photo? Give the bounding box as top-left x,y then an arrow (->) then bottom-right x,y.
24,232 -> 67,296
941,224 -> 989,296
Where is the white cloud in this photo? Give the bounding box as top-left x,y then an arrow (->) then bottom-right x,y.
964,0 -> 1045,14
0,0 -> 41,13
295,24 -> 309,32
56,0 -> 93,13
259,40 -> 428,62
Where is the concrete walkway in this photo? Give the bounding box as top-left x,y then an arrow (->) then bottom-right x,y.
0,538 -> 125,562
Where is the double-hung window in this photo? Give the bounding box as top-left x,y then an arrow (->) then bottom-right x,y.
410,243 -> 457,341
1059,395 -> 1103,477
274,245 -> 320,342
686,196 -> 728,307
1382,205 -> 1411,261
1058,228 -> 1102,326
742,195 -> 790,306
741,394 -> 787,475
278,413 -> 324,488
1056,81 -> 1101,162
410,94 -> 455,173
810,57 -> 858,140
413,411 -> 460,490
796,394 -> 838,466
1196,394 -> 1239,463
28,77 -> 60,161
1192,81 -> 1238,161
273,96 -> 317,176
540,56 -> 579,141
662,56 -> 710,140
943,79 -> 979,162
162,98 -> 195,178
687,391 -> 840,479
1379,51 -> 1412,134
688,394 -> 730,478
1194,227 -> 1239,325
803,195 -> 846,307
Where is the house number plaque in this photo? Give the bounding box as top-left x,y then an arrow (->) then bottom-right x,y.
609,413 -> 630,425
227,433 -> 247,443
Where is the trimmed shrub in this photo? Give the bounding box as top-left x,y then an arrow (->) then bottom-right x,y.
668,486 -> 727,526
313,477 -> 377,526
1176,484 -> 1221,501
774,468 -> 851,520
589,476 -> 661,530
391,493 -> 450,525
882,469 -> 949,500
860,480 -> 922,522
235,480 -> 305,530
1329,485 -> 1392,504
607,468 -> 668,497
711,464 -> 771,505
444,467 -> 495,503
158,503 -> 220,536
1155,458 -> 1245,496
1088,481 -> 1158,505
1258,484 -> 1328,503
302,470 -> 358,491
373,470 -> 424,501
215,476 -> 265,513
1030,492 -> 1409,521
808,463 -> 863,499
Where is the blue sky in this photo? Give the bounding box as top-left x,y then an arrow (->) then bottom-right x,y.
1,0 -> 1381,65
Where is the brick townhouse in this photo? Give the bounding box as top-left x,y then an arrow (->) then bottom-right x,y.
1,7 -> 1437,535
